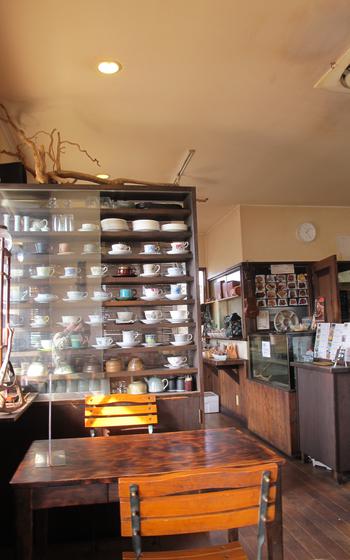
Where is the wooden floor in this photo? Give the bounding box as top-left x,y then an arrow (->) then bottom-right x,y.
3,413 -> 350,559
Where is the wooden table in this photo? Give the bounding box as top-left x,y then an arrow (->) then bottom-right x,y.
11,427 -> 284,559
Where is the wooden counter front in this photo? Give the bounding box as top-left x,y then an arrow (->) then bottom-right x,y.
203,358 -> 248,422
294,362 -> 350,482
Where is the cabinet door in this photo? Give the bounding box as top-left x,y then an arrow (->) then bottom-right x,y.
311,255 -> 341,323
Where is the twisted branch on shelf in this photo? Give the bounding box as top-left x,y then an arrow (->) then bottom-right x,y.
0,103 -> 174,187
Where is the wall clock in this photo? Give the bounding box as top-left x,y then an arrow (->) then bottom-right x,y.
296,222 -> 317,243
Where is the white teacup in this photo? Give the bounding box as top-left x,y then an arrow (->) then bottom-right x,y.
143,264 -> 160,275
11,268 -> 24,278
111,243 -> 131,253
169,310 -> 190,320
122,330 -> 140,343
144,310 -> 163,320
66,291 -> 88,300
88,314 -> 103,324
170,284 -> 182,295
93,290 -> 112,300
167,356 -> 188,367
41,339 -> 53,350
90,265 -> 108,276
31,218 -> 48,231
144,244 -> 159,254
81,223 -> 98,231
144,287 -> 163,298
174,333 -> 193,343
96,336 -> 114,347
117,311 -> 134,321
83,243 -> 99,253
36,266 -> 54,278
64,266 -> 80,277
36,293 -> 51,302
170,241 -> 189,253
62,315 -> 81,325
10,287 -> 28,301
33,315 -> 49,325
167,267 -> 184,276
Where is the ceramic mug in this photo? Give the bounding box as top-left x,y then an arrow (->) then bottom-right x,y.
170,241 -> 189,253
90,265 -> 108,276
96,336 -> 113,347
167,356 -> 188,367
144,287 -> 163,298
144,310 -> 163,320
119,288 -> 137,299
70,334 -> 84,348
143,244 -> 160,254
111,243 -> 131,253
144,333 -> 157,346
143,264 -> 160,275
174,333 -> 193,343
170,284 -> 182,295
66,291 -> 87,300
122,330 -> 140,343
64,266 -> 80,277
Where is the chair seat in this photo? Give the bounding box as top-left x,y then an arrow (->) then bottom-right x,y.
123,541 -> 248,559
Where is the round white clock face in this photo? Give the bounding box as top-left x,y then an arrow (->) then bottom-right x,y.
296,222 -> 316,243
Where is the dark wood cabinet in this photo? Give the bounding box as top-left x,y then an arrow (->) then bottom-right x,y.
295,362 -> 350,482
311,255 -> 341,323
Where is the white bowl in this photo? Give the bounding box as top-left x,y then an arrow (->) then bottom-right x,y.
132,219 -> 160,231
212,354 -> 227,361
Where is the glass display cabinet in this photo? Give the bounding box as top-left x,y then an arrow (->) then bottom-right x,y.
248,332 -> 315,390
0,184 -> 202,424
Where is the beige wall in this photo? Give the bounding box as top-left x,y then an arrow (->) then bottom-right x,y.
205,205 -> 243,277
197,234 -> 207,268
201,204 -> 350,275
241,205 -> 350,262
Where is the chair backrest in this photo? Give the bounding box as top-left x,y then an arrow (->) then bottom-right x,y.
119,463 -> 278,559
84,393 -> 158,429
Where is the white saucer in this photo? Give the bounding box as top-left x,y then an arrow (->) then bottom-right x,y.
139,252 -> 161,255
116,341 -> 140,348
170,341 -> 191,346
164,364 -> 187,369
166,250 -> 189,255
91,296 -> 111,302
115,319 -> 135,324
30,275 -> 52,280
34,296 -> 59,303
140,295 -> 160,301
78,228 -> 99,232
165,294 -> 186,301
165,274 -> 185,278
140,272 -> 160,277
30,323 -> 48,328
11,299 -> 29,304
30,228 -> 50,232
167,318 -> 189,324
86,274 -> 105,279
140,319 -> 162,325
59,275 -> 78,280
85,320 -> 103,326
108,250 -> 132,255
62,297 -> 86,302
57,252 -> 74,256
92,344 -> 114,350
81,251 -> 100,255
141,342 -> 163,347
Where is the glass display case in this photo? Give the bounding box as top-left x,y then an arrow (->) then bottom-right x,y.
1,184 -> 202,404
248,332 -> 315,390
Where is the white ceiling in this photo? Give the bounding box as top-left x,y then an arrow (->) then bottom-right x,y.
1,0 -> 350,231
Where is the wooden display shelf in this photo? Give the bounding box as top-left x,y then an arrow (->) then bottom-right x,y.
102,275 -> 193,285
100,207 -> 190,219
102,253 -> 192,264
35,390 -> 201,402
107,367 -> 197,378
19,372 -> 106,381
13,231 -> 98,240
204,295 -> 240,305
103,321 -> 195,331
101,231 -> 191,242
104,298 -> 194,307
103,343 -> 196,354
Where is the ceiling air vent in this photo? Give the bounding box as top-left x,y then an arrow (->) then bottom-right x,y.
314,48 -> 350,93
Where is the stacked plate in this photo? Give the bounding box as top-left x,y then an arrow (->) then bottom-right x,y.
132,219 -> 160,232
161,222 -> 188,232
101,218 -> 129,231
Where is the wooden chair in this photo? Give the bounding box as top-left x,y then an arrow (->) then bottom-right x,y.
85,394 -> 158,436
119,462 -> 278,560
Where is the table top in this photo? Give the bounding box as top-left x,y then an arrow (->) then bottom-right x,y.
11,427 -> 283,488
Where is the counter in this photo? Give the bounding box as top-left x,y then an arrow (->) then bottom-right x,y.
294,361 -> 350,482
202,358 -> 247,422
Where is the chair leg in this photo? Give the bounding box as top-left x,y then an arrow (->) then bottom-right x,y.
148,425 -> 154,434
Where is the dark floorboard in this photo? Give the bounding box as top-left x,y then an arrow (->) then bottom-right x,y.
3,413 -> 350,559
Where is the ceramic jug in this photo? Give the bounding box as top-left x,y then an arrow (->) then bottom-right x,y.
144,376 -> 169,393
127,379 -> 148,394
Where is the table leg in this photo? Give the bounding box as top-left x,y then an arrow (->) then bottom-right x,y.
228,529 -> 238,542
15,487 -> 33,560
34,509 -> 48,559
266,466 -> 284,559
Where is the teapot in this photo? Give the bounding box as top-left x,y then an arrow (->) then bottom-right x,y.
144,376 -> 169,393
127,379 -> 147,394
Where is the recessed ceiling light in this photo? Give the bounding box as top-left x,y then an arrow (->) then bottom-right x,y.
97,61 -> 121,74
96,173 -> 110,179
